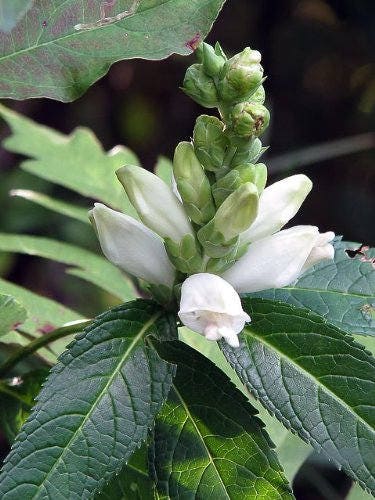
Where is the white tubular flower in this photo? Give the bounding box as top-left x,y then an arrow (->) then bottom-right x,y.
222,226 -> 335,293
116,165 -> 193,242
240,174 -> 312,244
90,203 -> 175,288
178,273 -> 250,347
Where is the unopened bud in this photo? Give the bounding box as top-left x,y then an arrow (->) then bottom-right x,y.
230,101 -> 270,138
251,84 -> 265,104
231,138 -> 267,167
193,115 -> 229,171
198,182 -> 259,257
218,47 -> 264,103
202,42 -> 226,77
165,234 -> 203,274
182,64 -> 219,108
173,142 -> 215,225
212,163 -> 268,206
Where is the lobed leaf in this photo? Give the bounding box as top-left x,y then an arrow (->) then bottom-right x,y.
0,300 -> 176,499
0,233 -> 137,302
151,340 -> 293,499
0,0 -> 226,101
221,298 -> 375,494
249,239 -> 375,335
0,104 -> 139,215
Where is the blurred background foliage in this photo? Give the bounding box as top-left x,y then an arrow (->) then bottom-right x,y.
0,0 -> 374,321
0,1 -> 374,497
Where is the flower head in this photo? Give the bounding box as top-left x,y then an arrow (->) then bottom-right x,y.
178,273 -> 250,347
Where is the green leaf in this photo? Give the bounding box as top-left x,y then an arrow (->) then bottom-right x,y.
151,340 -> 293,499
155,155 -> 173,186
0,0 -> 33,32
0,300 -> 176,499
0,368 -> 49,443
10,189 -> 89,224
0,0 -> 226,102
249,239 -> 375,335
221,298 -> 375,494
0,278 -> 83,362
0,233 -> 136,302
348,482 -> 374,500
180,326 -> 312,483
0,104 -> 139,215
0,293 -> 27,337
95,444 -> 155,499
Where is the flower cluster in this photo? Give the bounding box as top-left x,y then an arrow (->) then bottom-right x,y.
90,42 -> 334,347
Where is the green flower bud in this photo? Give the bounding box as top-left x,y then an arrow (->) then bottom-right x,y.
205,242 -> 249,274
193,115 -> 229,171
197,182 -> 259,258
212,163 -> 268,206
182,64 -> 219,108
218,47 -> 264,103
173,141 -> 215,225
230,101 -> 270,138
165,234 -> 203,274
231,138 -> 267,167
202,42 -> 226,77
251,84 -> 265,104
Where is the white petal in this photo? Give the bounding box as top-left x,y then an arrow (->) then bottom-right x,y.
117,165 -> 193,242
240,174 -> 312,244
90,203 -> 175,288
300,231 -> 335,273
223,226 -> 320,292
178,273 -> 250,347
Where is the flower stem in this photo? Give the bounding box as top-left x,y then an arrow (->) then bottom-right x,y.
0,321 -> 91,378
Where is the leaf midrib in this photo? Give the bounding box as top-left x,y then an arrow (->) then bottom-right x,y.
243,326 -> 375,437
279,285 -> 374,300
30,311 -> 161,500
173,385 -> 230,499
0,0 -> 180,63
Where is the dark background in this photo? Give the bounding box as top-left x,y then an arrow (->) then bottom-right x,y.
0,1 -> 374,497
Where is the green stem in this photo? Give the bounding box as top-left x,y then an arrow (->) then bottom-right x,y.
0,321 -> 91,378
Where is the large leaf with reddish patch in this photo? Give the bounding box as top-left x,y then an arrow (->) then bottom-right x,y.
0,0 -> 226,101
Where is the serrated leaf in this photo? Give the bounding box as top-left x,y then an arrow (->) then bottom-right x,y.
0,233 -> 136,302
151,340 -> 293,499
0,0 -> 33,32
95,444 -> 155,499
0,293 -> 27,337
0,104 -> 139,215
0,300 -> 176,499
0,0 -> 226,101
0,368 -> 49,443
221,298 -> 375,494
249,239 -> 375,335
0,278 -> 83,362
10,189 -> 89,224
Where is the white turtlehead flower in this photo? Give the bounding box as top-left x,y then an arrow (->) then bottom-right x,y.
116,165 -> 193,242
222,225 -> 335,293
178,273 -> 250,347
240,174 -> 312,244
90,203 -> 175,288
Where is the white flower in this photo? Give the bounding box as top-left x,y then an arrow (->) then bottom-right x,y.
116,165 -> 193,242
222,225 -> 335,293
90,203 -> 175,288
178,273 -> 250,347
240,174 -> 312,244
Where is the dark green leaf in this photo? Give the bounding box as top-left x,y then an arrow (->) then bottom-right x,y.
0,293 -> 27,337
0,233 -> 136,302
0,0 -> 226,101
151,340 -> 293,499
95,445 -> 155,499
249,239 -> 375,335
0,369 -> 49,443
0,0 -> 33,32
0,300 -> 175,499
221,298 -> 375,494
0,104 -> 140,215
